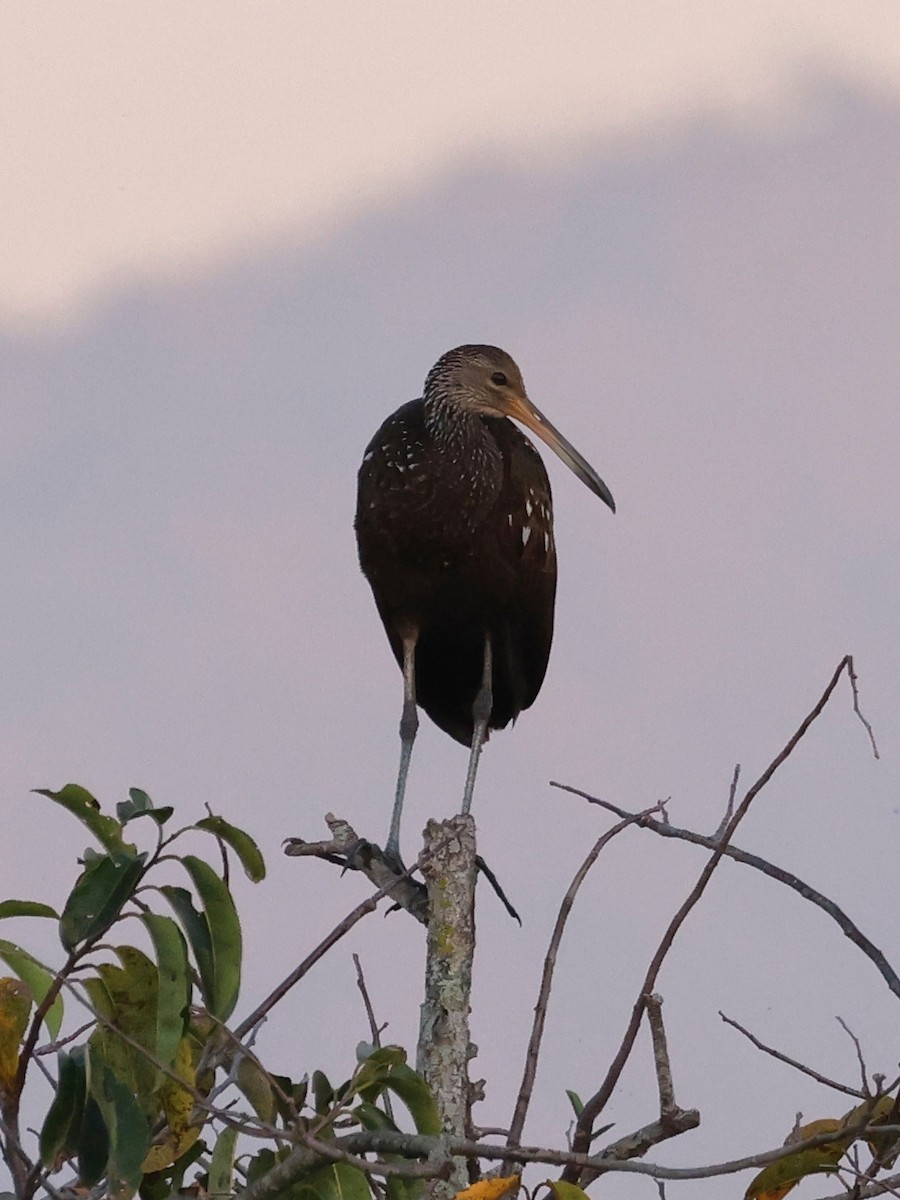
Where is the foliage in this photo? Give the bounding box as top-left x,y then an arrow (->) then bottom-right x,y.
0,785 -> 436,1200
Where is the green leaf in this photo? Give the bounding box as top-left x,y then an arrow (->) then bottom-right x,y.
33,785 -> 132,855
0,939 -> 64,1038
565,1089 -> 584,1116
160,886 -> 214,1000
356,1044 -> 406,1072
59,852 -> 147,951
116,789 -> 174,828
236,1056 -> 276,1122
40,1049 -> 86,1167
379,1064 -> 440,1136
270,1072 -> 309,1123
312,1069 -> 334,1114
141,807 -> 174,826
116,792 -> 150,820
194,815 -> 266,882
180,856 -> 242,1021
356,1050 -> 440,1137
77,1094 -> 109,1186
355,1102 -> 423,1200
246,1147 -> 281,1187
355,1100 -> 399,1133
82,972 -> 114,1022
89,1055 -> 150,1194
207,1125 -> 238,1196
0,900 -> 58,921
294,1161 -> 372,1200
140,914 -> 190,1068
589,1122 -> 615,1144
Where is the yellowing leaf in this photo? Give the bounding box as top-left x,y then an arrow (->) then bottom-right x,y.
0,977 -> 33,1092
745,1120 -> 847,1200
542,1183 -> 589,1200
845,1095 -> 899,1167
142,1036 -> 202,1173
456,1176 -> 521,1200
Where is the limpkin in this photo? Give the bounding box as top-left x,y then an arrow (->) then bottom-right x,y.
355,344 -> 615,859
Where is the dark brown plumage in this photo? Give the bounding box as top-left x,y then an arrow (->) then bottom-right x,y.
355,344 -> 614,856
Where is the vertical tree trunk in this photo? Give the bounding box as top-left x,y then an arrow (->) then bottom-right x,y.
417,815 -> 478,1196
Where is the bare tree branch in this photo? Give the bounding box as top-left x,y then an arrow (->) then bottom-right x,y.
506,804 -> 664,1159
566,655 -> 861,1179
646,994 -> 677,1115
600,1108 -> 701,1163
557,782 -> 900,1004
240,1115 -> 893,1199
719,1011 -> 862,1098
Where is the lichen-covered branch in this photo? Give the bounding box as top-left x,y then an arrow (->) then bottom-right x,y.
417,815 -> 478,1196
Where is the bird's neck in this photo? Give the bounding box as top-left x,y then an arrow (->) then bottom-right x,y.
425,397 -> 500,458
423,395 -> 504,498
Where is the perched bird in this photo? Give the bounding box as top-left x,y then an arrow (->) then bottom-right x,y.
355,344 -> 615,858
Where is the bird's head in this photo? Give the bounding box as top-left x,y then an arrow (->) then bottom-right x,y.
424,345 -> 527,419
424,344 -> 616,513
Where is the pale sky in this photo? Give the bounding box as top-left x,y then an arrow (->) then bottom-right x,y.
3,6 -> 900,1198
3,2 -> 900,325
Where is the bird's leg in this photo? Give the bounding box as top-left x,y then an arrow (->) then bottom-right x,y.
386,632 -> 419,862
461,633 -> 493,816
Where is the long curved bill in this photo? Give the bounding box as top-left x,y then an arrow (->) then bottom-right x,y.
504,393 -> 616,513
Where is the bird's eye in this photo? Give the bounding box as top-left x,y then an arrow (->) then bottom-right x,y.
490,371 -> 508,387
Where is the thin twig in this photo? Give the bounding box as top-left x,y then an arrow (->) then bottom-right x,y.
719,1012 -> 862,1098
566,655 -> 858,1179
847,657 -> 880,759
817,1174 -> 900,1200
353,953 -> 394,1124
713,764 -> 741,840
505,804 -> 664,1158
353,954 -> 386,1050
33,1019 -> 97,1056
836,1017 -> 870,1094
